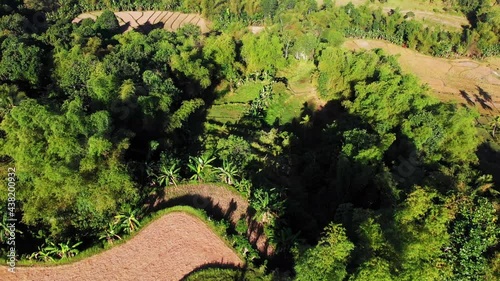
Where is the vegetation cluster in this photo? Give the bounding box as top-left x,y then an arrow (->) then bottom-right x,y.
0,0 -> 499,280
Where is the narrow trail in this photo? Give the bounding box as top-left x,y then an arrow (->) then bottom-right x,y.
0,212 -> 242,281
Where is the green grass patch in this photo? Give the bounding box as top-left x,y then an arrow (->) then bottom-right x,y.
184,267 -> 272,281
265,91 -> 309,126
267,62 -> 319,125
278,60 -> 316,86
207,103 -> 248,123
215,82 -> 263,104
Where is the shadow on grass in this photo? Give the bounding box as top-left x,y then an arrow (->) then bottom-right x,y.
180,262 -> 247,281
152,194 -> 242,224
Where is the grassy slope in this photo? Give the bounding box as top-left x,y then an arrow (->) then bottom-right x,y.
184,267 -> 271,281
267,61 -> 322,125
207,60 -> 322,128
207,82 -> 262,124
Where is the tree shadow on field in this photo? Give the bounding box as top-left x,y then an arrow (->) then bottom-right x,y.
477,86 -> 498,111
460,90 -> 476,106
474,93 -> 493,111
117,22 -> 132,33
148,192 -> 273,256
136,22 -> 165,34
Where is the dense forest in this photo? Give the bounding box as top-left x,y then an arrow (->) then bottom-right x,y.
1,0 -> 499,280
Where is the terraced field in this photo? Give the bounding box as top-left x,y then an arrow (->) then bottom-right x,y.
72,11 -> 210,33
0,212 -> 242,281
0,183 -> 275,281
344,39 -> 500,115
151,184 -> 274,256
333,0 -> 469,30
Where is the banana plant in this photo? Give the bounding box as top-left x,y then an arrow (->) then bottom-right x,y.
28,246 -> 54,262
144,161 -> 157,186
216,160 -> 239,185
157,162 -> 181,187
250,188 -> 284,224
99,222 -> 123,244
187,155 -> 216,182
44,240 -> 82,259
489,115 -> 500,138
114,207 -> 141,234
474,174 -> 499,197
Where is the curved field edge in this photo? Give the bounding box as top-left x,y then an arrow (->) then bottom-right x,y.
5,205 -> 243,268
183,267 -> 271,281
150,183 -> 274,256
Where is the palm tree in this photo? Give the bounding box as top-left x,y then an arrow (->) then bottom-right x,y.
299,114 -> 311,127
187,155 -> 216,182
489,116 -> 500,138
216,160 -> 239,185
157,162 -> 181,187
114,208 -> 141,234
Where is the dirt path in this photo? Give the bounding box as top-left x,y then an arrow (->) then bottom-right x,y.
344,39 -> 500,115
0,212 -> 242,281
150,184 -> 274,256
72,11 -> 210,33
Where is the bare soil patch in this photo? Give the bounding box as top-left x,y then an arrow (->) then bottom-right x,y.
137,11 -> 155,25
333,0 -> 468,30
73,11 -> 210,33
0,212 -> 242,281
344,39 -> 500,115
172,13 -> 190,30
249,26 -> 265,34
382,8 -> 468,30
